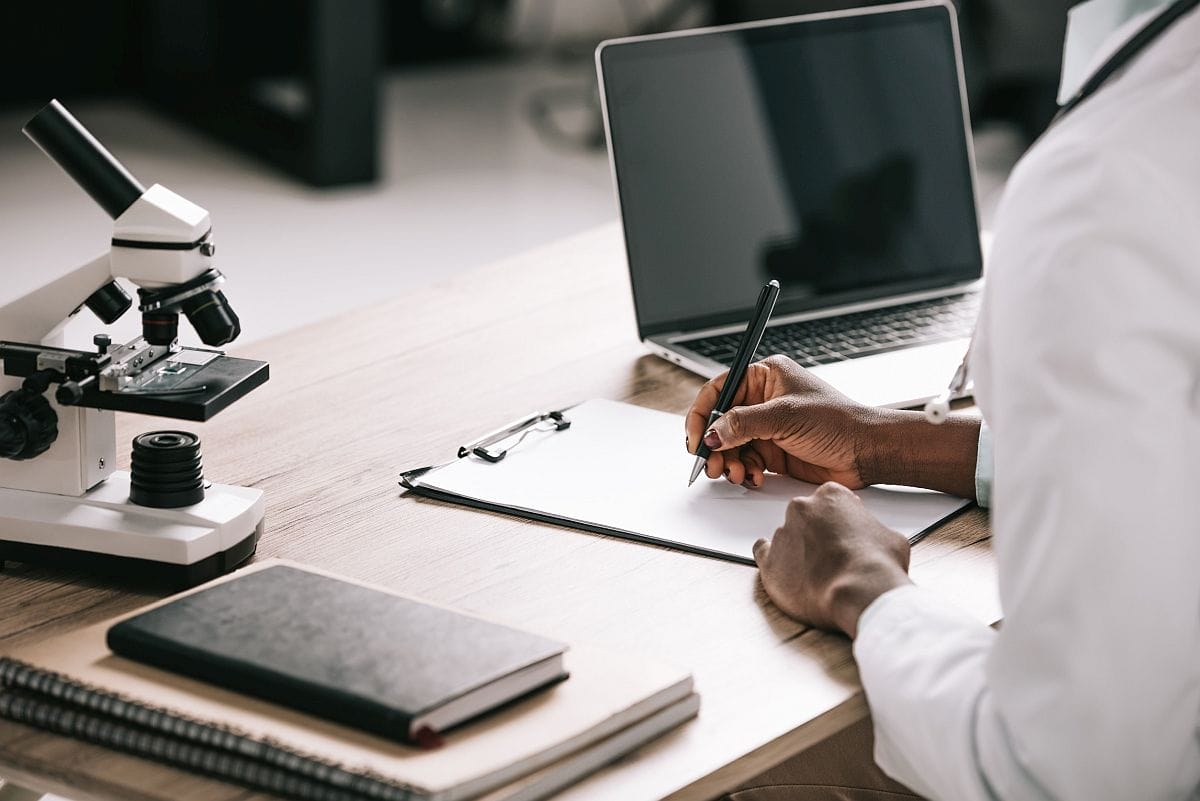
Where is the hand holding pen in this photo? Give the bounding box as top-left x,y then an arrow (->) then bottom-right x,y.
685,353 -> 878,490
686,280 -> 780,486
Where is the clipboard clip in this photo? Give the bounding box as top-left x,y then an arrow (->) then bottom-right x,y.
457,410 -> 571,463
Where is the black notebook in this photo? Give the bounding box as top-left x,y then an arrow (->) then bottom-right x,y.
0,560 -> 698,801
106,564 -> 568,745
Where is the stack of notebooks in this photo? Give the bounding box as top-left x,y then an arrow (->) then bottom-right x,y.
0,560 -> 698,801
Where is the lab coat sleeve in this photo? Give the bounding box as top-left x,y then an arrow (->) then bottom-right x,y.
854,585 -> 999,800
854,137 -> 1200,801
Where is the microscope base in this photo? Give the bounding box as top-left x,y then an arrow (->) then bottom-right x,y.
0,471 -> 264,589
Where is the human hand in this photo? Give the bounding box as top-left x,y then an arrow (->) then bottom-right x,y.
685,355 -> 885,488
753,482 -> 911,637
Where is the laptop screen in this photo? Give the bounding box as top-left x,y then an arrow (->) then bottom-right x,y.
598,3 -> 982,339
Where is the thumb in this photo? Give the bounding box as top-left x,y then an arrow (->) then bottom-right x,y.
752,537 -> 771,567
706,397 -> 795,451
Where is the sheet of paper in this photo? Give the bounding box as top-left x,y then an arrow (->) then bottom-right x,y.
417,399 -> 970,564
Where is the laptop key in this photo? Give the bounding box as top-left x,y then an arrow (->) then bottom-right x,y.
684,293 -> 979,365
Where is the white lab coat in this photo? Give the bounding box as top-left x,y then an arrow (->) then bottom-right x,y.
852,6 -> 1200,801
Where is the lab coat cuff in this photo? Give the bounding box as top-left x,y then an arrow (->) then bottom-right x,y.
854,583 -> 927,644
975,422 -> 993,509
854,584 -> 988,656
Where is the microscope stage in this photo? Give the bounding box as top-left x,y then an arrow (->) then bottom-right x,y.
79,355 -> 269,421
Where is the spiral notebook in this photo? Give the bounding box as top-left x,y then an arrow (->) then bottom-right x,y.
401,399 -> 971,564
0,560 -> 697,801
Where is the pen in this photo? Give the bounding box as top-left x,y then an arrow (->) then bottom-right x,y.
688,279 -> 781,487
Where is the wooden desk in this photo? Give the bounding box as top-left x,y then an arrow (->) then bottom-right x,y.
0,223 -> 999,801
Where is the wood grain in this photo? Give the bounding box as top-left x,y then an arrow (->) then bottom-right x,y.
0,223 -> 998,801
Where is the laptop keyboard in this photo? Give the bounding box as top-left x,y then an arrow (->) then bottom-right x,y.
684,293 -> 979,369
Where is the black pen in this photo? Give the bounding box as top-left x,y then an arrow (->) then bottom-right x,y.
689,279 -> 781,487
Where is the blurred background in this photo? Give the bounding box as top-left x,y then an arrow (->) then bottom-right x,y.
0,0 -> 1071,352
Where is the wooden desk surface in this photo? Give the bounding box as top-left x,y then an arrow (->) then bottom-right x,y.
0,223 -> 998,801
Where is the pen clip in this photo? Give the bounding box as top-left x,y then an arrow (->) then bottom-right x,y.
457,410 -> 571,463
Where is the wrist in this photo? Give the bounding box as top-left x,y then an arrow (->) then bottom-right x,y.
857,409 -> 980,499
829,565 -> 911,639
854,407 -> 906,486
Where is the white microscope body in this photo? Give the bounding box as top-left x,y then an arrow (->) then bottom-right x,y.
0,100 -> 267,587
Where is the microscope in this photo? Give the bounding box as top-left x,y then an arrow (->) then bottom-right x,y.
0,100 -> 268,587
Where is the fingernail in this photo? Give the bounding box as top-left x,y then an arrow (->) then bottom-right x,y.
704,429 -> 722,449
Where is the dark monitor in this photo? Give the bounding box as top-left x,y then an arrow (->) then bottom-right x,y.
597,2 -> 982,339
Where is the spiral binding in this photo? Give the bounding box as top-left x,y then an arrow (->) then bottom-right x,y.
0,658 -> 416,801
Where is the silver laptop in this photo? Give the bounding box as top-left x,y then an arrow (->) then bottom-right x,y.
596,0 -> 981,409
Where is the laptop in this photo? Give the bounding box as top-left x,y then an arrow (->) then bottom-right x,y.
596,0 -> 982,409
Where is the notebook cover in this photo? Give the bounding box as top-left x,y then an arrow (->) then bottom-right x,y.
5,560 -> 694,799
106,564 -> 567,743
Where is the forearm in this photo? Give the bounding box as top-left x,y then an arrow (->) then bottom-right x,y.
859,410 -> 980,499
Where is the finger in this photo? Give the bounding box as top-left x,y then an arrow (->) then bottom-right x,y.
741,446 -> 767,488
708,396 -> 796,452
750,438 -> 789,476
784,496 -> 811,527
685,373 -> 728,453
723,452 -> 747,485
763,353 -> 843,397
752,537 -> 771,567
815,481 -> 854,500
705,450 -> 726,480
687,363 -> 771,452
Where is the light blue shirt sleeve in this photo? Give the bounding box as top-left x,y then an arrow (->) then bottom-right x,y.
975,422 -> 993,509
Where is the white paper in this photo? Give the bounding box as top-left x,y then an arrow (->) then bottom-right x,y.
416,399 -> 969,564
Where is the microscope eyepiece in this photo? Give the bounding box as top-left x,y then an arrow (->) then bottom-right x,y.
23,99 -> 146,219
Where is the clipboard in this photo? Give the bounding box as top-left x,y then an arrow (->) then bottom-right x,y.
400,399 -> 971,566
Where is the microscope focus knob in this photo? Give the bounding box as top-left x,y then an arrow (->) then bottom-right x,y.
0,389 -> 59,461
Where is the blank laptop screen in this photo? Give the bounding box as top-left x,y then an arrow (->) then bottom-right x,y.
599,4 -> 982,338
